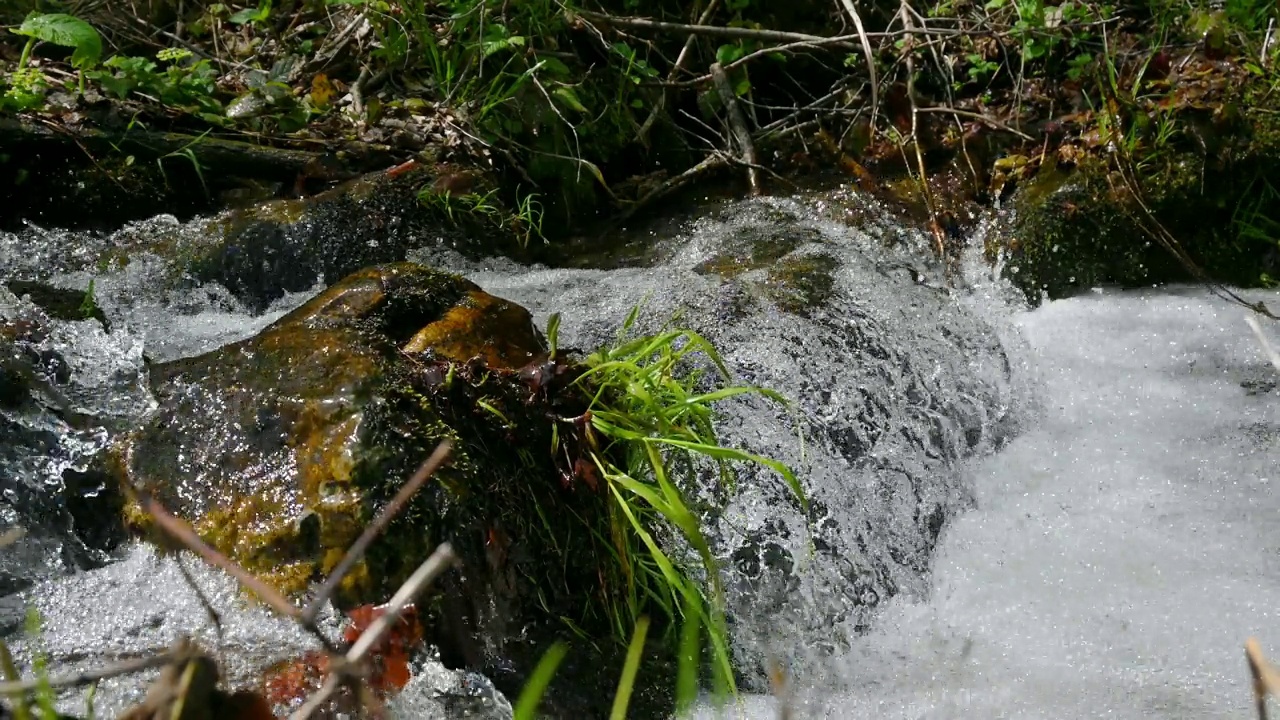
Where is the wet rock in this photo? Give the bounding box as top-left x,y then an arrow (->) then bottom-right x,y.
1,162 -> 517,315
0,289 -> 133,591
463,195 -> 1023,691
111,262 -> 642,714
3,280 -> 109,330
995,58 -> 1280,302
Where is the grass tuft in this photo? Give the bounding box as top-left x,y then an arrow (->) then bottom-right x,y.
571,305 -> 805,695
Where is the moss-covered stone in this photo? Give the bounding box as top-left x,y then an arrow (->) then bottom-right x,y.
760,253 -> 840,317
108,262 -> 670,713
996,58 -> 1280,302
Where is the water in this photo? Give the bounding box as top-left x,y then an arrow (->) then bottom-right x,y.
2,193 -> 1278,718
694,285 -> 1280,718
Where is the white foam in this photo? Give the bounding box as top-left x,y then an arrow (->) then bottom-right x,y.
694,287 -> 1280,719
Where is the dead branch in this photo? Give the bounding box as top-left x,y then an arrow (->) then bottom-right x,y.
1246,638 -> 1280,720
638,0 -> 722,144
916,106 -> 1034,141
301,440 -> 454,626
290,543 -> 461,720
573,10 -> 853,46
0,651 -> 178,696
572,10 -> 967,45
895,2 -> 945,263
835,0 -> 880,133
1246,316 -> 1280,374
614,153 -> 729,226
710,63 -> 761,196
135,493 -> 320,633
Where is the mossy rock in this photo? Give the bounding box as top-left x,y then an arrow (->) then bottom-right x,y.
109,263 -> 652,711
999,62 -> 1280,302
9,163 -> 522,312
998,160 -> 1152,300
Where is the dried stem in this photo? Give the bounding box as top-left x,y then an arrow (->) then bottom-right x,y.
0,652 -> 177,696
290,543 -> 461,720
1247,316 -> 1280,373
1246,638 -> 1280,720
836,0 -> 880,132
302,440 -> 454,625
638,0 -> 722,143
710,63 -> 761,195
138,496 -> 308,623
573,10 -> 965,43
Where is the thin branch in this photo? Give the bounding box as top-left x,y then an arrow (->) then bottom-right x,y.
572,10 -> 969,45
710,63 -> 761,195
0,652 -> 177,696
1246,638 -> 1280,720
638,0 -> 722,144
614,152 -> 728,224
916,106 -> 1035,141
573,10 -> 852,46
1247,316 -> 1280,374
301,441 -> 454,625
835,0 -> 880,132
290,543 -> 461,720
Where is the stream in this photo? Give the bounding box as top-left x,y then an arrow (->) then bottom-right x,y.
1,188 -> 1278,718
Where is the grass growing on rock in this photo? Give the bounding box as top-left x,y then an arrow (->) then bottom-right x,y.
563,305 -> 804,693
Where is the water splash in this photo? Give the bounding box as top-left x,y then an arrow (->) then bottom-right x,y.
2,190 -> 1029,715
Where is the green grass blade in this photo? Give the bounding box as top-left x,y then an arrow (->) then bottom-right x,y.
610,615 -> 650,720
675,589 -> 702,714
0,638 -> 31,720
651,438 -> 807,512
512,641 -> 569,720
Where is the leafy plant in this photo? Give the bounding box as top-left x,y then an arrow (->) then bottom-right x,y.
569,306 -> 804,693
11,12 -> 102,71
89,53 -> 222,119
4,11 -> 103,107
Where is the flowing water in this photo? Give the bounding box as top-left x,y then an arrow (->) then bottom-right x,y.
1,190 -> 1278,718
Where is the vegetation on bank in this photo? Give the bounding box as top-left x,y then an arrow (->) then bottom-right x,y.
3,0 -> 1280,295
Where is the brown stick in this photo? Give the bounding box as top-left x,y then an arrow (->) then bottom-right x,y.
637,0 -> 722,144
290,543 -> 460,720
0,652 -> 178,696
575,10 -> 848,45
573,10 -> 967,44
916,106 -> 1035,141
836,0 -> 880,133
139,496 -> 308,625
1246,638 -> 1280,720
301,440 -> 454,625
710,63 -> 761,196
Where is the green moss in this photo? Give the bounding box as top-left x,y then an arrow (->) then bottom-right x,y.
693,231 -> 806,279
759,252 -> 840,316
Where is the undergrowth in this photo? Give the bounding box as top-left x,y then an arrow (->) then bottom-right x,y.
563,304 -> 803,693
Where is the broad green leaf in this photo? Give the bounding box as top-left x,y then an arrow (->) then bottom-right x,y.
14,13 -> 102,69
716,43 -> 745,65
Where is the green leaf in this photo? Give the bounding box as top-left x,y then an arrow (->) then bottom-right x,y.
546,312 -> 562,359
229,1 -> 271,24
13,12 -> 103,69
553,86 -> 588,113
716,43 -> 745,65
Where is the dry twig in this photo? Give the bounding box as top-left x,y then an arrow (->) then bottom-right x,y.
0,651 -> 178,697
638,0 -> 722,143
1246,638 -> 1280,720
835,0 -> 880,132
710,63 -> 761,195
301,440 -> 454,626
290,543 -> 461,720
